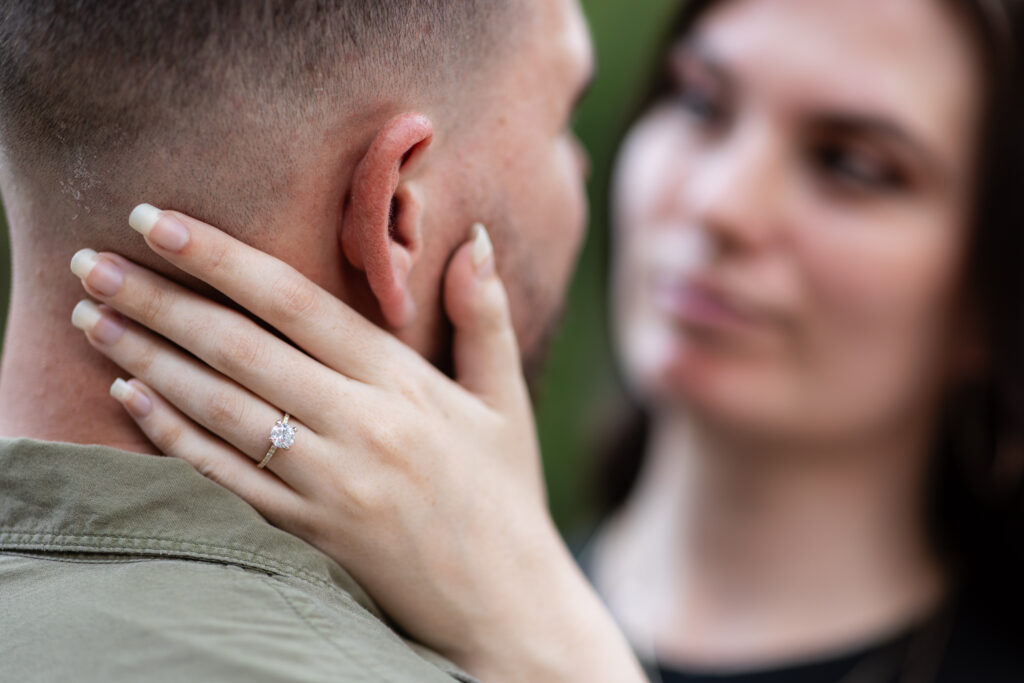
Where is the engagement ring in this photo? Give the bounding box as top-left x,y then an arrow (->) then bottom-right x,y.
258,413 -> 296,469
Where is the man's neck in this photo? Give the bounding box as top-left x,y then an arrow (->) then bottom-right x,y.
593,409 -> 947,669
0,249 -> 157,454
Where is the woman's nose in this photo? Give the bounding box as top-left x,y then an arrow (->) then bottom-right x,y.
682,121 -> 785,254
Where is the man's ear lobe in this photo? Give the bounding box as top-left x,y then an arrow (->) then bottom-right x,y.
342,112 -> 434,328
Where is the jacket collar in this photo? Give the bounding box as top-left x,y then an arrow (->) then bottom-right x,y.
0,437 -> 379,615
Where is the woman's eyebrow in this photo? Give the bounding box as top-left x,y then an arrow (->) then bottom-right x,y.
671,40 -> 734,87
813,113 -> 942,169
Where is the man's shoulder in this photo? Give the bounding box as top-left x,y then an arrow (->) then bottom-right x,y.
0,438 -> 476,681
0,551 -> 469,682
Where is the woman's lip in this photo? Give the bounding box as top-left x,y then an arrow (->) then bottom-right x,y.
652,277 -> 764,331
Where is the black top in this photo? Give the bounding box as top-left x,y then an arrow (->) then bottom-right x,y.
574,533 -> 1024,683
654,593 -> 1022,682
657,626 -> 919,683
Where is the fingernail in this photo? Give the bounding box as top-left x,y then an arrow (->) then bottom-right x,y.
71,300 -> 126,345
70,248 -> 99,279
129,203 -> 190,251
70,248 -> 124,297
128,203 -> 161,233
110,378 -> 152,418
471,223 -> 495,279
71,299 -> 102,331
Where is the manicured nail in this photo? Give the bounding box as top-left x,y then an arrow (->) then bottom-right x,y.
471,223 -> 495,278
70,248 -> 124,296
110,378 -> 152,418
71,299 -> 102,331
71,300 -> 126,345
128,203 -> 161,233
70,249 -> 98,279
129,203 -> 190,251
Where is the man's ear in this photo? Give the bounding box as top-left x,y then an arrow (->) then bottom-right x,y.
341,112 -> 434,328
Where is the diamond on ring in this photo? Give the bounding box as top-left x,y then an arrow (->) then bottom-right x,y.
270,418 -> 296,450
258,414 -> 297,469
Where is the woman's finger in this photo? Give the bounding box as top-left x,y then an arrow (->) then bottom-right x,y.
126,203 -> 412,384
443,224 -> 529,413
109,377 -> 303,522
71,299 -> 323,491
71,248 -> 344,431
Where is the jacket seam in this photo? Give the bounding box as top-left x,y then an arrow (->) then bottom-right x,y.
0,528 -> 352,602
266,578 -> 415,683
0,550 -> 153,565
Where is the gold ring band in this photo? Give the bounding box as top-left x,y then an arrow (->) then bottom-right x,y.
257,444 -> 278,470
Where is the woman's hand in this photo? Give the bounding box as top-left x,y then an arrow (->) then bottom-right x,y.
69,205 -> 645,683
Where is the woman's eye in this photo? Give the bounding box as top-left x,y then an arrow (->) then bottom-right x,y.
675,84 -> 725,126
813,143 -> 905,192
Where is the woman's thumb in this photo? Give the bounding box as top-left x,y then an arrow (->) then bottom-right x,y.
443,223 -> 527,410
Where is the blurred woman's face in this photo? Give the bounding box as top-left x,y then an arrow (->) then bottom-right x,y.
612,0 -> 983,445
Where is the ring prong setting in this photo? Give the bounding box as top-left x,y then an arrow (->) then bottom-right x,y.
270,418 -> 296,450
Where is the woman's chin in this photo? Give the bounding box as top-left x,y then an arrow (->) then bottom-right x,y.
629,343 -> 790,435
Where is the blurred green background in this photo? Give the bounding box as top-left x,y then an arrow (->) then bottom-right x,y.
0,2 -> 678,533
536,2 -> 678,531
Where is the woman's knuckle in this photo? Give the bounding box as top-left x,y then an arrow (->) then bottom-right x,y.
342,476 -> 385,518
195,456 -> 225,484
204,389 -> 249,428
367,423 -> 403,462
270,270 -> 319,324
204,237 -> 233,274
395,377 -> 422,407
216,327 -> 267,373
130,341 -> 160,377
150,420 -> 185,454
136,285 -> 170,323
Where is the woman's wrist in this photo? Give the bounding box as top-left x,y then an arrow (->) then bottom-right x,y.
454,527 -> 646,683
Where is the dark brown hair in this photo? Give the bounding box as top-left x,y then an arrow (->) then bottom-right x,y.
0,0 -> 517,230
596,0 -> 1024,603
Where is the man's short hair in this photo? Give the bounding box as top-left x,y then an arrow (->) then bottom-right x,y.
0,1 -> 517,238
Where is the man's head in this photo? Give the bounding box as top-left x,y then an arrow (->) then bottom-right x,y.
0,0 -> 593,371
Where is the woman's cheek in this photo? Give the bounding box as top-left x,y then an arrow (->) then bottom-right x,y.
797,201 -> 962,342
614,112 -> 689,231
789,204 -> 965,433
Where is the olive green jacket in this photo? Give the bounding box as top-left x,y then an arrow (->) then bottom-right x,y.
0,438 -> 477,682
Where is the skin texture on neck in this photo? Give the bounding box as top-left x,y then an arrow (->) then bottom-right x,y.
0,240 -> 156,451
592,408 -> 948,670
